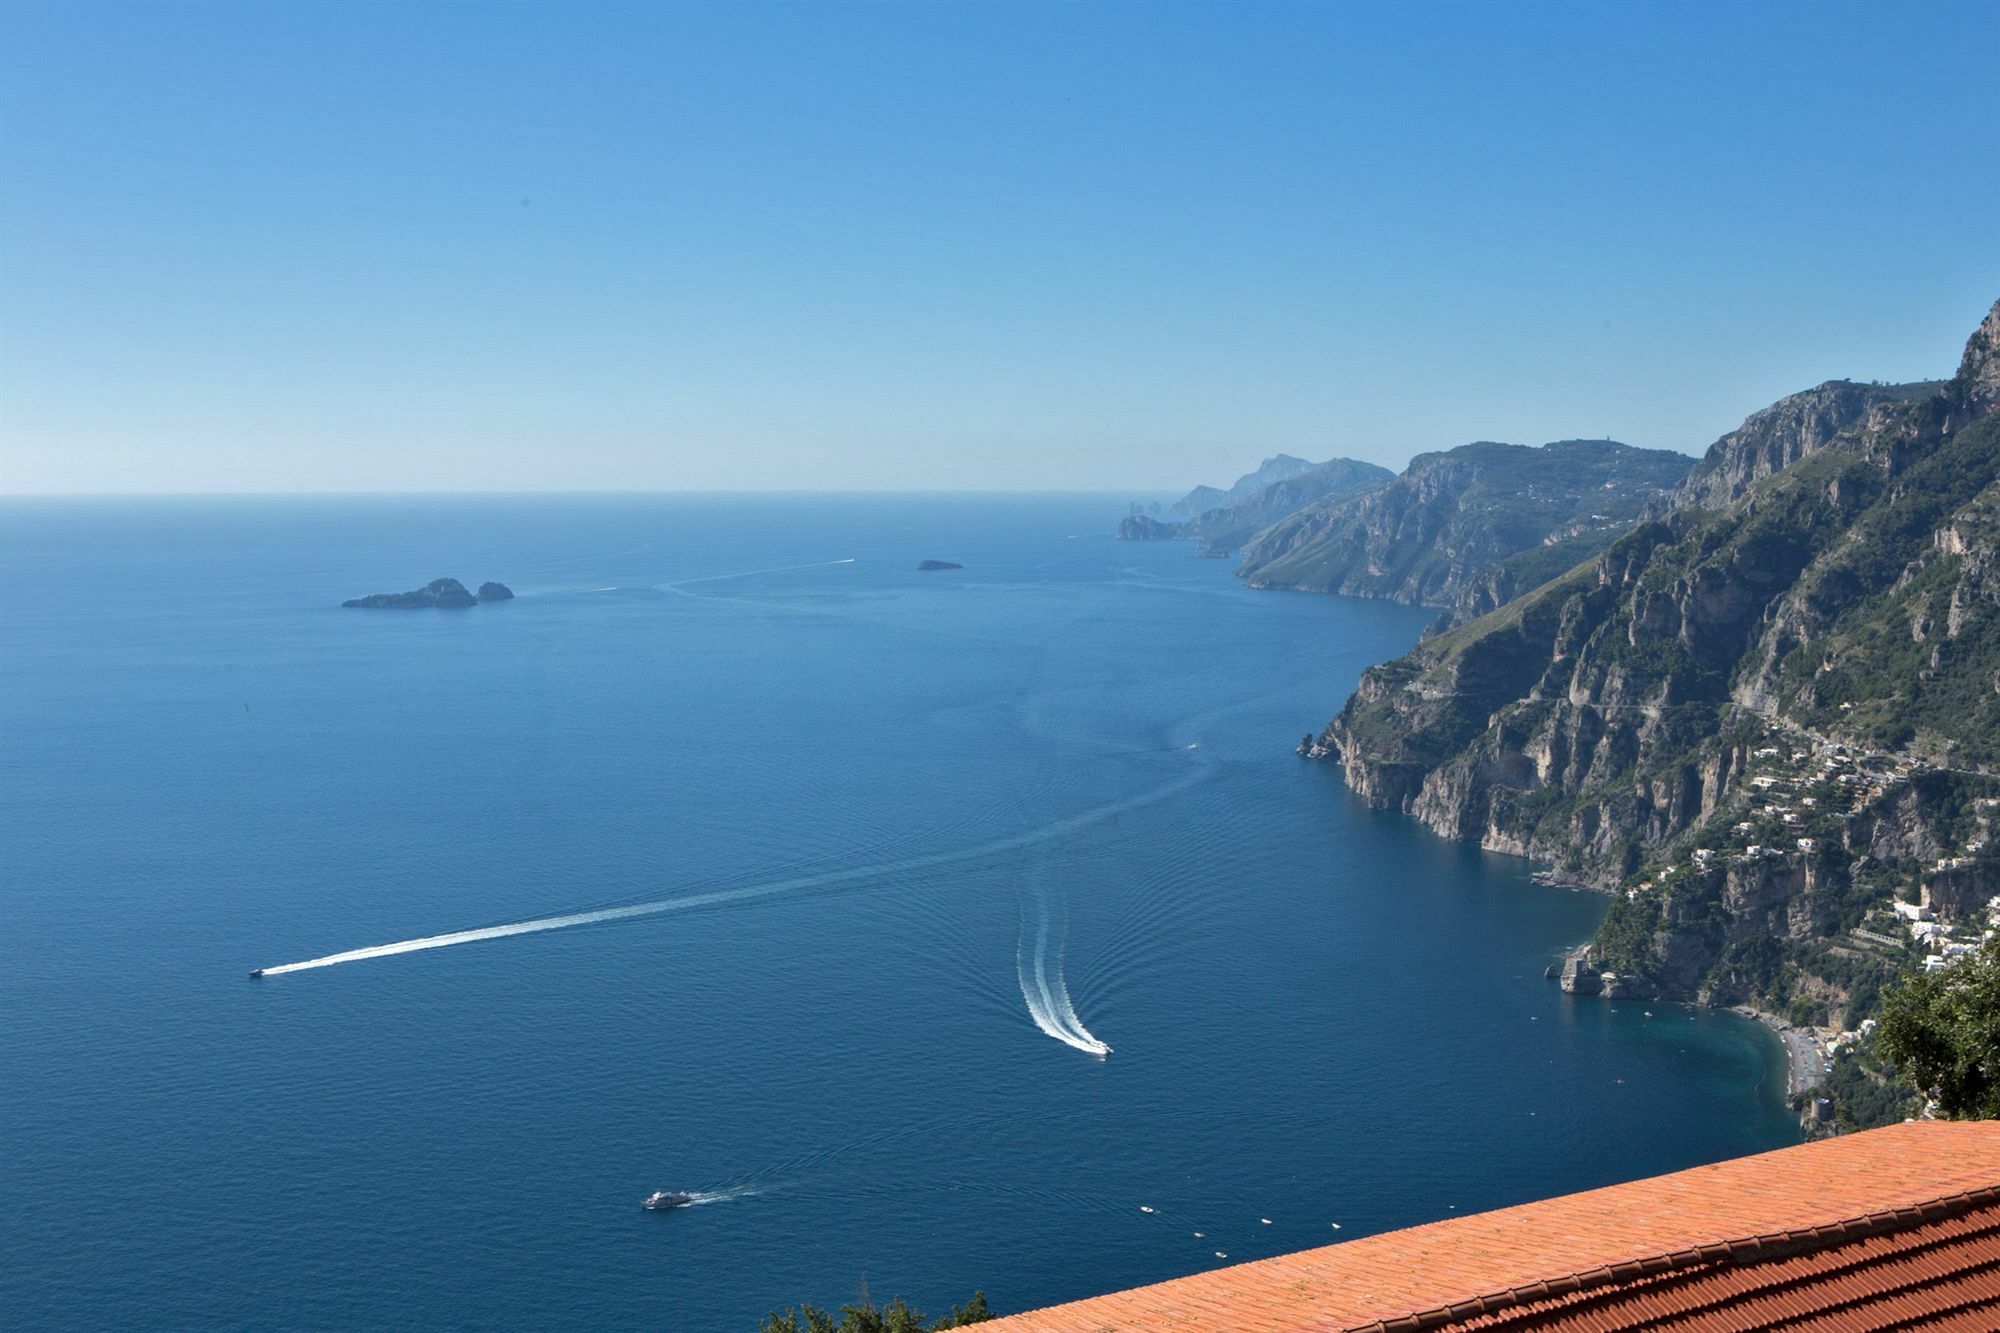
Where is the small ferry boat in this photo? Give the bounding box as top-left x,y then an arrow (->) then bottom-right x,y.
643,1190 -> 694,1211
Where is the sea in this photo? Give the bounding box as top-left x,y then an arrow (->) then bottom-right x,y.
0,494 -> 1800,1329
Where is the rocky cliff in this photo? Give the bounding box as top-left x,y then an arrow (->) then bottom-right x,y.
1238,440 -> 1693,609
1172,454 -> 1320,515
1317,298 -> 2000,1025
1119,457 -> 1391,549
1168,485 -> 1227,518
1176,458 -> 1394,550
1665,380 -> 1947,512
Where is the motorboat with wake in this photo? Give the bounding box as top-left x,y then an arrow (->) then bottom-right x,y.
643,1190 -> 694,1210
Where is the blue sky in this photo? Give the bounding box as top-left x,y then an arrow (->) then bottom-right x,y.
2,0 -> 1995,494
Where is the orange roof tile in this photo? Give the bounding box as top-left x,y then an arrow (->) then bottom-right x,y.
1453,1196 -> 2000,1330
985,1121 -> 2000,1332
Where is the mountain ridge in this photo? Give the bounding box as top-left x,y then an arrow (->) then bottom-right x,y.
1120,456 -> 1393,549
1238,438 -> 1695,617
1168,453 -> 1322,516
1313,298 -> 2000,1060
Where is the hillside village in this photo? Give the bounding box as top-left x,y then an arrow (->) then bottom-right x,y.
1301,299 -> 2000,1139
1551,715 -> 2000,1132
1305,702 -> 2000,1132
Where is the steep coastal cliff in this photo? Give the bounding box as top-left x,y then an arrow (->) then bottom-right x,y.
1180,458 -> 1394,551
1237,440 -> 1693,613
1119,456 -> 1391,550
1175,454 -> 1320,513
1317,300 -> 2000,1040
1665,378 -> 1949,512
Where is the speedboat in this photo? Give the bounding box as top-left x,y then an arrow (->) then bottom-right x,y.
643,1190 -> 694,1211
248,969 -> 265,979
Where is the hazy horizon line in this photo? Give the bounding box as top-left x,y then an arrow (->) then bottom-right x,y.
0,436 -> 1712,501
0,485 -> 1189,500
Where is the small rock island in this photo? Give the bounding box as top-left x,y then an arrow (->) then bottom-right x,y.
343,577 -> 511,609
917,560 -> 963,571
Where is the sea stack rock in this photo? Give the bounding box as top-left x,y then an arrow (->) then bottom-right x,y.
342,577 -> 478,609
917,560 -> 963,571
476,582 -> 515,603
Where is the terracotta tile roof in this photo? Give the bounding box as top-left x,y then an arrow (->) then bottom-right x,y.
1449,1196 -> 2000,1331
985,1121 -> 2000,1332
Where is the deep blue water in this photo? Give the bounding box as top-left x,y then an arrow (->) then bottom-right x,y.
0,495 -> 1797,1329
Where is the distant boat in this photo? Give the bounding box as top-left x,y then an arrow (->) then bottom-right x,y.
248,969 -> 264,979
643,1190 -> 694,1211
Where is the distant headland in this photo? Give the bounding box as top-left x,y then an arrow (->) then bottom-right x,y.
917,560 -> 963,571
342,578 -> 513,609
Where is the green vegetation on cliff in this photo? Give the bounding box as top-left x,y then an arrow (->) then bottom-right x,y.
1765,415 -> 2000,762
1318,298 -> 2000,1046
1237,439 -> 1693,611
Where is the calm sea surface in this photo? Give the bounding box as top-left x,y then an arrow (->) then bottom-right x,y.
0,495 -> 1797,1328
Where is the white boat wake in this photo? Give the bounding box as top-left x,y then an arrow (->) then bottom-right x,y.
256,760 -> 1204,976
657,557 -> 857,596
1017,881 -> 1111,1057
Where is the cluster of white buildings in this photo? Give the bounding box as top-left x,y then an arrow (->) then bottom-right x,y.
1627,733 -> 1989,983
1891,893 -> 1995,973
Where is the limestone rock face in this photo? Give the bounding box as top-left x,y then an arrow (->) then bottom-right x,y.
1959,299 -> 2000,414
1193,454 -> 1321,510
1321,299 -> 2000,1007
1238,440 -> 1692,612
1667,379 -> 1946,513
1136,456 -> 1320,528
1175,458 -> 1393,551
1169,485 -> 1226,518
1118,457 -> 1392,549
